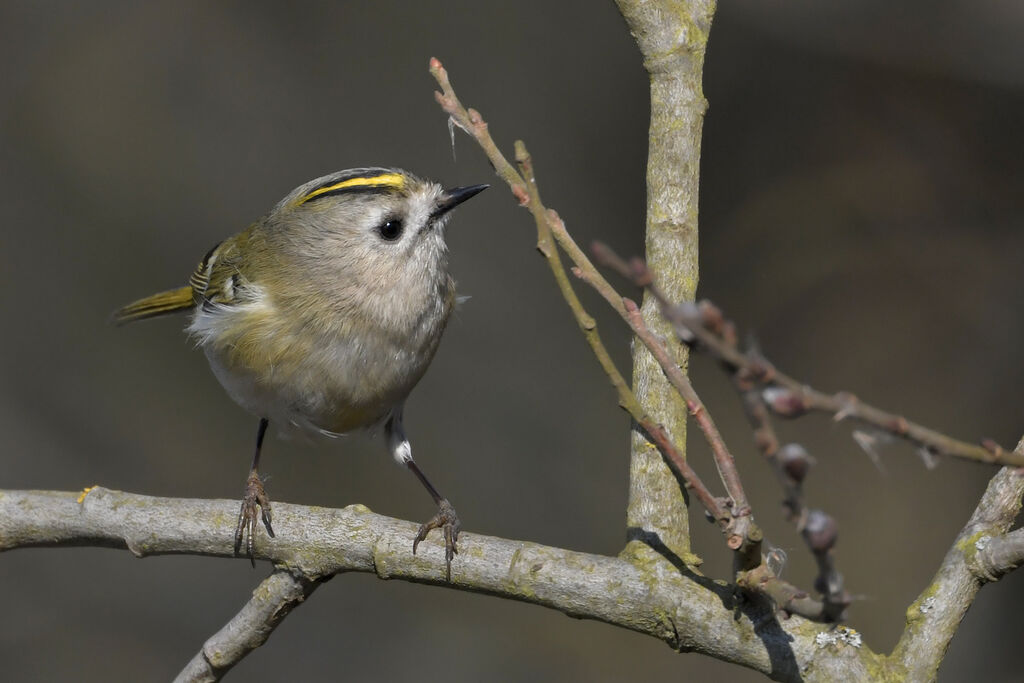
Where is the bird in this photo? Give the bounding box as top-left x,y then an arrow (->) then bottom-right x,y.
113,167 -> 487,580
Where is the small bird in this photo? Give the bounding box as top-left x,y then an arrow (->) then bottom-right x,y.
114,168 -> 487,579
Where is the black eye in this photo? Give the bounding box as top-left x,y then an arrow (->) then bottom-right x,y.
377,218 -> 403,241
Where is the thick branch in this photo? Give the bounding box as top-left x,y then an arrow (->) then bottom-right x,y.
175,569 -> 324,682
1,487 -> 883,681
891,440 -> 1024,680
972,527 -> 1024,581
613,0 -> 716,559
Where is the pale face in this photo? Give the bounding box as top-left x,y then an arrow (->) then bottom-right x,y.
284,177 -> 451,305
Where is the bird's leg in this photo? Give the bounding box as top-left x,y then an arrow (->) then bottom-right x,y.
386,408 -> 460,582
408,462 -> 461,581
234,417 -> 275,565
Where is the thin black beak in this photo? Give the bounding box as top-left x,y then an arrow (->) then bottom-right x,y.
433,183 -> 489,217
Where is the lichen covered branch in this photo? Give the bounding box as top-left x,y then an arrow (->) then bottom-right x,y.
175,569 -> 324,682
892,448 -> 1024,681
612,0 -> 715,559
0,487 -> 885,682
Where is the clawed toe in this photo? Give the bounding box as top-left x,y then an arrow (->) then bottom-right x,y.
413,498 -> 461,581
234,472 -> 274,566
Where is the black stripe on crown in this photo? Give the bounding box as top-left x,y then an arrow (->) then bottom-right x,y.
299,168 -> 406,205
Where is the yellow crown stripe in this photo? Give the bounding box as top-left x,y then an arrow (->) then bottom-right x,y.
299,172 -> 406,204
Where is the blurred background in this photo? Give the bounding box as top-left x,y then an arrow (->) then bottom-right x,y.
1,1 -> 1022,680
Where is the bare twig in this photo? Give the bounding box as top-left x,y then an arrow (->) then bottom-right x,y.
592,245 -> 1024,468
429,59 -> 846,618
556,246 -> 752,530
621,295 -> 757,558
512,142 -> 734,537
516,140 -> 739,537
724,324 -> 849,618
429,58 -> 761,561
426,55 -> 1024,664
429,58 -> 526,203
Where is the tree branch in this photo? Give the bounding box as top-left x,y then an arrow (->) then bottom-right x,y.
431,59 -> 870,622
971,527 -> 1024,581
1,487 -> 887,681
595,247 -> 852,616
433,60 -> 782,587
429,60 -> 727,563
891,442 -> 1024,681
613,0 -> 716,560
175,569 -> 325,682
593,249 -> 1024,468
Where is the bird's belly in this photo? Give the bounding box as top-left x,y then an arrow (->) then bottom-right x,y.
202,326 -> 438,436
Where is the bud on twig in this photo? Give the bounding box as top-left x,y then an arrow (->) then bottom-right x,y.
762,387 -> 809,418
779,443 -> 814,483
802,510 -> 839,552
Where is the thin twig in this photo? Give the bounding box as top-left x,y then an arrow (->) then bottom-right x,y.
620,293 -> 756,556
512,140 -> 732,532
541,214 -> 756,557
430,57 -> 759,556
728,335 -> 849,617
592,244 -> 1024,468
429,58 -> 527,203
428,59 -> 972,624
568,261 -> 755,532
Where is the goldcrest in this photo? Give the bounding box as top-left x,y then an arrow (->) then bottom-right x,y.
114,168 -> 487,579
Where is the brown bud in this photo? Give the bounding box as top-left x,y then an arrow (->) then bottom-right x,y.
802,509 -> 838,552
762,387 -> 808,418
697,300 -> 725,331
778,443 -> 814,483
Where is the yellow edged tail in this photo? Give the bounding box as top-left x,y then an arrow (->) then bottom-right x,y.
111,286 -> 194,325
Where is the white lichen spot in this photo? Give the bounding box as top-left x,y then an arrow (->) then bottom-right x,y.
815,626 -> 862,649
920,597 -> 936,614
843,628 -> 862,648
975,535 -> 992,551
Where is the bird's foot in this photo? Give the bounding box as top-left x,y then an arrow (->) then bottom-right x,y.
413,498 -> 461,582
234,471 -> 275,566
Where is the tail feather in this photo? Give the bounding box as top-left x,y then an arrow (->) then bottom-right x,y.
111,286 -> 194,325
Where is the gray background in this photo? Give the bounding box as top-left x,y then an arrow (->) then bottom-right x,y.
2,1 -> 1023,681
